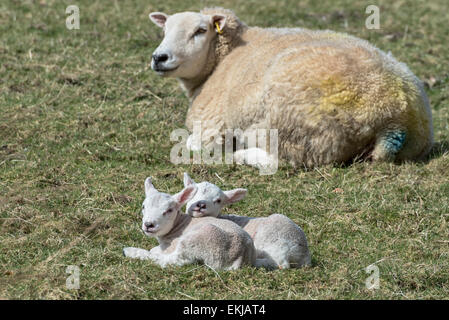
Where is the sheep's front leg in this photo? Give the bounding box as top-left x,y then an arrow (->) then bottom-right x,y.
234,148 -> 278,175
186,134 -> 201,152
123,247 -> 152,260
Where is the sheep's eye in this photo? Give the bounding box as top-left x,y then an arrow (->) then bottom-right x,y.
193,28 -> 207,37
214,199 -> 221,204
164,208 -> 173,215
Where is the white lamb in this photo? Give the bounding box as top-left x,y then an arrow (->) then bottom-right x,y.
123,177 -> 256,270
183,173 -> 311,269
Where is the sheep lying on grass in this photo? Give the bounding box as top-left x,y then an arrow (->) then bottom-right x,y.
183,173 -> 311,269
149,7 -> 433,168
123,177 -> 256,270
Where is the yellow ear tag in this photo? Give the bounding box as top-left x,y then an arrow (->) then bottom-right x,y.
215,22 -> 223,34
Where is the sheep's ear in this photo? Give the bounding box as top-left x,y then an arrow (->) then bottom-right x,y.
183,172 -> 196,187
144,177 -> 157,197
223,188 -> 247,204
149,12 -> 168,28
173,185 -> 197,207
211,14 -> 226,33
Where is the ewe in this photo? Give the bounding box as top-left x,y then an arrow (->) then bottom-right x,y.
123,177 -> 256,270
149,7 -> 433,167
183,173 -> 311,269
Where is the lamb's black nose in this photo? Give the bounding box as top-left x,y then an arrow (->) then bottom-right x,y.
144,222 -> 154,229
152,53 -> 168,65
196,201 -> 207,209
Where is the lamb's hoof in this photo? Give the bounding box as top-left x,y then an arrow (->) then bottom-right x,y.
123,247 -> 134,258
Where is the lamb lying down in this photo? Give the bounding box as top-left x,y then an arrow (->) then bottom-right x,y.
123,177 -> 256,270
183,173 -> 311,269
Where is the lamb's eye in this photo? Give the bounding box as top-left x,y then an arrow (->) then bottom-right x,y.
164,208 -> 173,215
214,199 -> 221,204
193,28 -> 207,37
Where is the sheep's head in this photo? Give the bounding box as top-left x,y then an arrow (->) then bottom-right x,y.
183,173 -> 247,218
141,177 -> 197,237
149,8 -> 243,79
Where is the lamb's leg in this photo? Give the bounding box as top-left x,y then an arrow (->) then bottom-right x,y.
151,245 -> 198,268
371,130 -> 406,162
123,245 -> 191,268
123,247 -> 152,260
147,246 -> 192,268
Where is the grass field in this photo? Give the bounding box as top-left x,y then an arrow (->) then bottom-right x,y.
1,0 -> 448,299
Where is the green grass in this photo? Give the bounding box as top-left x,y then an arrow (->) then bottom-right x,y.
1,0 -> 448,299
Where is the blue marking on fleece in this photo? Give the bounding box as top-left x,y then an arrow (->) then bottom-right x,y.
382,131 -> 406,154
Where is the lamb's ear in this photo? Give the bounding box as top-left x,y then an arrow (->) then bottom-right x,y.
183,172 -> 196,187
173,185 -> 198,207
144,177 -> 157,197
149,12 -> 168,28
211,14 -> 226,33
223,188 -> 247,204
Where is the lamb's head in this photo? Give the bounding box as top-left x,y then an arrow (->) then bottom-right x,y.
149,8 -> 243,79
183,173 -> 247,218
141,177 -> 197,237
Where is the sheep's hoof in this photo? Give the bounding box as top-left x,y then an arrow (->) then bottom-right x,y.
123,247 -> 134,258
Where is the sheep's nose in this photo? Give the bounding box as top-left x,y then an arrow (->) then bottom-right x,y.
144,222 -> 155,229
196,201 -> 207,209
152,53 -> 168,65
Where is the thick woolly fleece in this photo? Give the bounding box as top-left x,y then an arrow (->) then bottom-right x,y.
182,7 -> 433,167
220,214 -> 311,269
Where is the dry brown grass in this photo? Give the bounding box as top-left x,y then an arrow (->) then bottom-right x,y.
0,0 -> 448,299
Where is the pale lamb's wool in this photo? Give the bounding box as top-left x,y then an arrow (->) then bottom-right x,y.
183,173 -> 311,269
123,177 -> 256,270
149,7 -> 433,167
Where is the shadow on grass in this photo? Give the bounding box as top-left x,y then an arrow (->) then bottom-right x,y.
336,140 -> 449,168
424,140 -> 449,162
